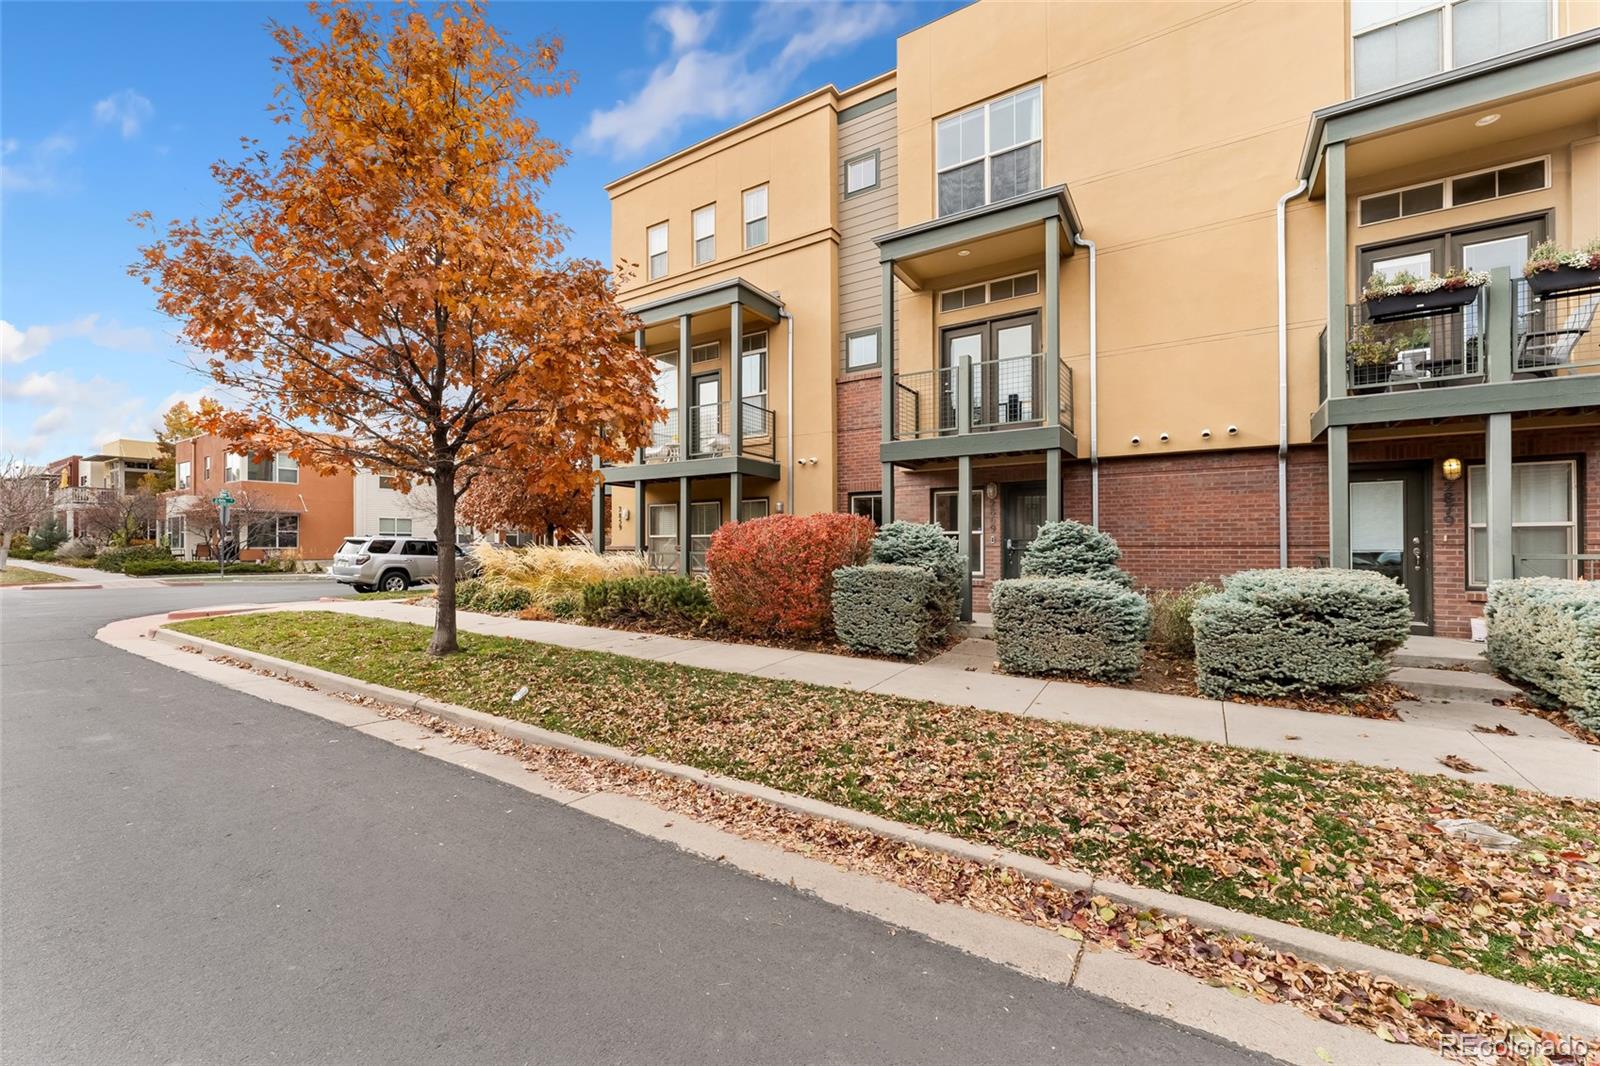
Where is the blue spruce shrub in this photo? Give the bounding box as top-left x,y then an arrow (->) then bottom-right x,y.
1020,520 -> 1132,587
1484,578 -> 1600,728
869,521 -> 964,638
1191,568 -> 1411,699
991,576 -> 1151,681
832,564 -> 939,658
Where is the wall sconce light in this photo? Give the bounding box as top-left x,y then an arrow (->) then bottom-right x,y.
1442,457 -> 1463,481
620,507 -> 631,521
985,482 -> 999,500
775,501 -> 784,513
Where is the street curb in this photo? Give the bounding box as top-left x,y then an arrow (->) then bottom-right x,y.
7,583 -> 104,591
150,621 -> 1600,1039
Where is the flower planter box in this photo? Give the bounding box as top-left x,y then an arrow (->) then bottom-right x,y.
1527,266 -> 1600,299
1362,285 -> 1480,323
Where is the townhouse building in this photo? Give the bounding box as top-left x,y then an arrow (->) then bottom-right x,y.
597,0 -> 1600,637
45,438 -> 163,539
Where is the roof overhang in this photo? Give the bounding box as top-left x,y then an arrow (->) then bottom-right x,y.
875,185 -> 1081,291
1298,29 -> 1600,191
624,277 -> 784,330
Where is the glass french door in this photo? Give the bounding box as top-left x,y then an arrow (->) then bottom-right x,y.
939,313 -> 1041,430
1349,467 -> 1431,631
1001,484 -> 1046,578
690,373 -> 721,456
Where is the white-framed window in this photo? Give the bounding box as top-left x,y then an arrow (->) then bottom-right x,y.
274,453 -> 298,484
203,455 -> 212,481
844,150 -> 879,196
738,498 -> 769,522
740,331 -> 769,435
1357,157 -> 1549,225
939,271 -> 1040,313
933,488 -> 984,576
845,329 -> 880,370
691,340 -> 720,365
647,222 -> 668,280
165,516 -> 185,550
176,461 -> 192,490
692,204 -> 715,265
377,474 -> 398,490
224,453 -> 242,481
743,185 -> 768,249
231,452 -> 298,483
246,514 -> 299,549
689,500 -> 721,572
1467,459 -> 1577,585
936,84 -> 1042,217
848,492 -> 883,527
647,503 -> 677,571
378,517 -> 413,536
1352,0 -> 1551,99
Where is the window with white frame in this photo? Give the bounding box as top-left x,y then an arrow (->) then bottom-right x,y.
246,514 -> 299,549
692,204 -> 715,265
166,516 -> 185,550
740,331 -> 769,435
203,455 -> 212,481
933,489 -> 984,575
379,517 -> 413,536
844,151 -> 879,196
647,503 -> 678,570
691,340 -> 719,365
224,453 -> 242,481
848,493 -> 883,527
1357,157 -> 1548,225
232,452 -> 298,483
647,222 -> 668,280
738,498 -> 769,522
1467,460 -> 1576,584
743,185 -> 768,248
176,461 -> 192,490
1351,0 -> 1551,98
845,329 -> 879,370
939,271 -> 1040,312
936,85 -> 1041,217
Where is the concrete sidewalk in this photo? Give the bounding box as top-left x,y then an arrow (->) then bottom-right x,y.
293,598 -> 1600,800
6,557 -> 334,588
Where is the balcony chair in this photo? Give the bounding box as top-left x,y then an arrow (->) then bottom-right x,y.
1517,294 -> 1600,376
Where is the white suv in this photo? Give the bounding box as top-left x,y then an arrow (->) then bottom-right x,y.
331,536 -> 473,593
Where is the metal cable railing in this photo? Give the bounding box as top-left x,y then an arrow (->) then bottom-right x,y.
1514,279 -> 1600,376
1344,291 -> 1486,392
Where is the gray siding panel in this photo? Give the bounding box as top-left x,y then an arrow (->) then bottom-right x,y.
837,100 -> 898,371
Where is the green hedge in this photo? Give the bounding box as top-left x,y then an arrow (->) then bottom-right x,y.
123,559 -> 287,577
869,521 -> 963,638
1191,568 -> 1411,699
1020,520 -> 1131,587
991,576 -> 1150,681
1485,578 -> 1600,727
579,575 -> 715,628
95,544 -> 174,572
455,578 -> 535,614
832,564 -> 941,658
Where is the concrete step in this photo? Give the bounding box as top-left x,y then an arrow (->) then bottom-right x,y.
1389,665 -> 1520,704
1394,635 -> 1492,674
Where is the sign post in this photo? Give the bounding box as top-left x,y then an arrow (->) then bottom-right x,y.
212,491 -> 236,577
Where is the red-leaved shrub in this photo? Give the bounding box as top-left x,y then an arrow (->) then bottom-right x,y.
706,513 -> 874,637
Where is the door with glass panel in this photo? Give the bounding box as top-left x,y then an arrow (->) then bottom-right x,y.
939,314 -> 1040,431
939,327 -> 984,433
647,504 -> 678,572
1001,484 -> 1046,579
1349,468 -> 1431,631
688,501 -> 721,572
1452,217 -> 1546,361
690,373 -> 721,456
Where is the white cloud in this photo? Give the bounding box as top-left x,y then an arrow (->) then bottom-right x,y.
584,1 -> 900,159
0,315 -> 155,364
652,4 -> 717,51
93,89 -> 154,139
0,370 -> 215,461
0,132 -> 76,193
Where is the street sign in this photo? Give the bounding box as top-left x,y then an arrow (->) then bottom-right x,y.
212,491 -> 236,576
212,491 -> 236,507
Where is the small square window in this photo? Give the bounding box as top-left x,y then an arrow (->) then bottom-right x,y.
844,151 -> 878,196
848,493 -> 883,527
846,330 -> 880,370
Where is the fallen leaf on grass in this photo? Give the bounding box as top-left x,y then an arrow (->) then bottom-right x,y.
1439,755 -> 1485,774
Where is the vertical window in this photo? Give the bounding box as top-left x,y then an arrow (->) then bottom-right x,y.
936,85 -> 1041,217
738,498 -> 769,522
933,489 -> 985,576
276,514 -> 299,548
647,503 -> 677,571
647,222 -> 668,280
689,501 -> 721,572
654,359 -> 678,447
275,453 -> 298,484
845,329 -> 880,370
848,493 -> 883,527
1467,460 -> 1577,584
1351,0 -> 1549,98
844,151 -> 879,196
741,331 -> 769,436
224,453 -> 243,481
743,185 -> 768,249
692,204 -> 715,265
166,516 -> 185,549
176,461 -> 192,490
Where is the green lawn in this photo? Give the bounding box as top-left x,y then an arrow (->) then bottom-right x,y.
0,564 -> 73,586
171,610 -> 1600,999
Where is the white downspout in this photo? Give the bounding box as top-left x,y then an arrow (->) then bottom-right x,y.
1276,180 -> 1308,569
781,309 -> 795,516
1071,233 -> 1099,528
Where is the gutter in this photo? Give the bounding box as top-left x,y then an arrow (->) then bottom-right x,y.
1276,181 -> 1308,568
782,309 -> 795,516
1071,233 -> 1099,528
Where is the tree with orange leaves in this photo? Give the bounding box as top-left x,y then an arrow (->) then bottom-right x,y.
132,2 -> 659,654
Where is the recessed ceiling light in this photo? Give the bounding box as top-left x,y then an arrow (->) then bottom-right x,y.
1475,113 -> 1501,127
957,249 -> 971,257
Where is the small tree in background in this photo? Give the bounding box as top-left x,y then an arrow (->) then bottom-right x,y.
149,401 -> 202,492
132,2 -> 660,654
0,463 -> 53,569
80,485 -> 161,545
164,487 -> 273,563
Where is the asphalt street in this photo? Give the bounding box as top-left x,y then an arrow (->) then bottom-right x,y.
1,580 -> 1279,1064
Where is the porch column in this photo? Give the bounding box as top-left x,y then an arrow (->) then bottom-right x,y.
1485,267 -> 1513,383
957,455 -> 974,622
1328,424 -> 1350,568
635,328 -> 647,464
1486,413 -> 1515,581
1043,220 -> 1061,427
1325,141 -> 1348,400
634,480 -> 646,557
590,457 -> 605,555
880,463 -> 895,525
729,302 -> 743,456
881,261 -> 896,524
677,314 -> 692,459
677,475 -> 690,576
1045,447 -> 1062,522
730,472 -> 742,526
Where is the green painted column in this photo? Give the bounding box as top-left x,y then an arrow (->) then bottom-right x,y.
1046,447 -> 1062,522
729,301 -> 744,456
590,456 -> 605,555
1325,141 -> 1347,400
1328,424 -> 1350,568
677,475 -> 690,576
634,480 -> 646,557
1486,413 -> 1514,581
881,462 -> 895,525
957,454 -> 974,622
730,471 -> 742,527
1485,267 -> 1512,383
677,315 -> 692,459
1043,220 -> 1060,426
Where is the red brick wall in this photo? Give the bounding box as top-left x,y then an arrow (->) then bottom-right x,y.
835,372 -> 883,508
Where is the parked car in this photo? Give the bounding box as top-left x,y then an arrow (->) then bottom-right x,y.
330,536 -> 477,593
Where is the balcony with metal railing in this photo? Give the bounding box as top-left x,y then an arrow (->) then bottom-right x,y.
633,400 -> 777,464
888,352 -> 1073,449
53,485 -> 116,507
1342,290 -> 1487,394
1513,279 -> 1600,377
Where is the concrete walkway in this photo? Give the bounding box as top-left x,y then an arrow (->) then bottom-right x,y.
3,558 -> 113,583
4,557 -> 334,589
292,598 -> 1600,800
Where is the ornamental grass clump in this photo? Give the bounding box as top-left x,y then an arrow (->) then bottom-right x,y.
1484,577 -> 1600,728
469,543 -> 645,616
707,513 -> 874,637
1020,519 -> 1131,586
1148,581 -> 1216,658
832,564 -> 940,658
991,576 -> 1150,680
1192,568 -> 1410,699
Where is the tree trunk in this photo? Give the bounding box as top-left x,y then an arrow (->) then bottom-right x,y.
0,528 -> 11,571
429,461 -> 459,656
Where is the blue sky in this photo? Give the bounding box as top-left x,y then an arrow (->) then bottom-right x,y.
0,0 -> 963,461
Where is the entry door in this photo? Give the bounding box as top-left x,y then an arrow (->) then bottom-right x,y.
688,500 -> 721,572
1454,219 -> 1545,341
690,373 -> 721,456
990,317 -> 1040,425
1349,468 -> 1431,631
939,327 -> 984,432
1001,483 -> 1047,578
